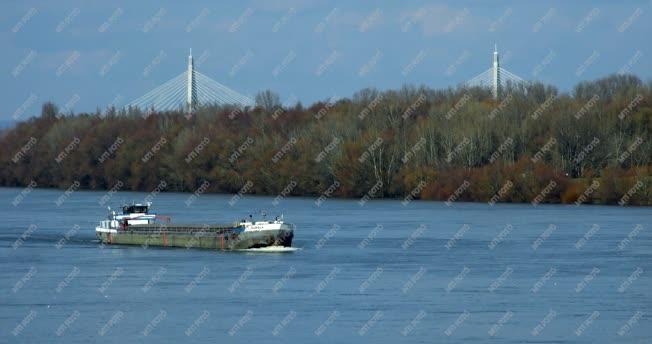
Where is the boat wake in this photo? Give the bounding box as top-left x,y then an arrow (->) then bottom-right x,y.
238,246 -> 301,253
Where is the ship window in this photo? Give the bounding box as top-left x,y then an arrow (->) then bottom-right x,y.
134,206 -> 148,213
122,205 -> 149,214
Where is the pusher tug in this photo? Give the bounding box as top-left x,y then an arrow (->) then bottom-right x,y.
95,203 -> 294,250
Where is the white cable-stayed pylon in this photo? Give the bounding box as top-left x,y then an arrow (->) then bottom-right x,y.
126,50 -> 254,113
466,45 -> 526,99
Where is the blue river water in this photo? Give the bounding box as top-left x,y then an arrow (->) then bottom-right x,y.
1,187 -> 650,343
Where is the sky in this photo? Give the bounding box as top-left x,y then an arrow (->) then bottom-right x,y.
2,0 -> 651,120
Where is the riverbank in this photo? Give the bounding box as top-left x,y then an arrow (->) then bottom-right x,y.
3,174 -> 650,207
1,75 -> 650,206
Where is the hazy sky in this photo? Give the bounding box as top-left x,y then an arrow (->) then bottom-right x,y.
2,0 -> 650,119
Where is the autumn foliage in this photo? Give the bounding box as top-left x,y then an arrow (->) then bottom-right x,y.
1,74 -> 650,205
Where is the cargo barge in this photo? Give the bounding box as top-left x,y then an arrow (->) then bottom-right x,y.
96,203 -> 294,250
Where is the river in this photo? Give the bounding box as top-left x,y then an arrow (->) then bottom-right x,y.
1,187 -> 650,343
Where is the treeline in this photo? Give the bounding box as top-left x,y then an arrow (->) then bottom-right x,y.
1,74 -> 650,205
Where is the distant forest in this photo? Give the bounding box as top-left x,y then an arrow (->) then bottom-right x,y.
1,74 -> 650,205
